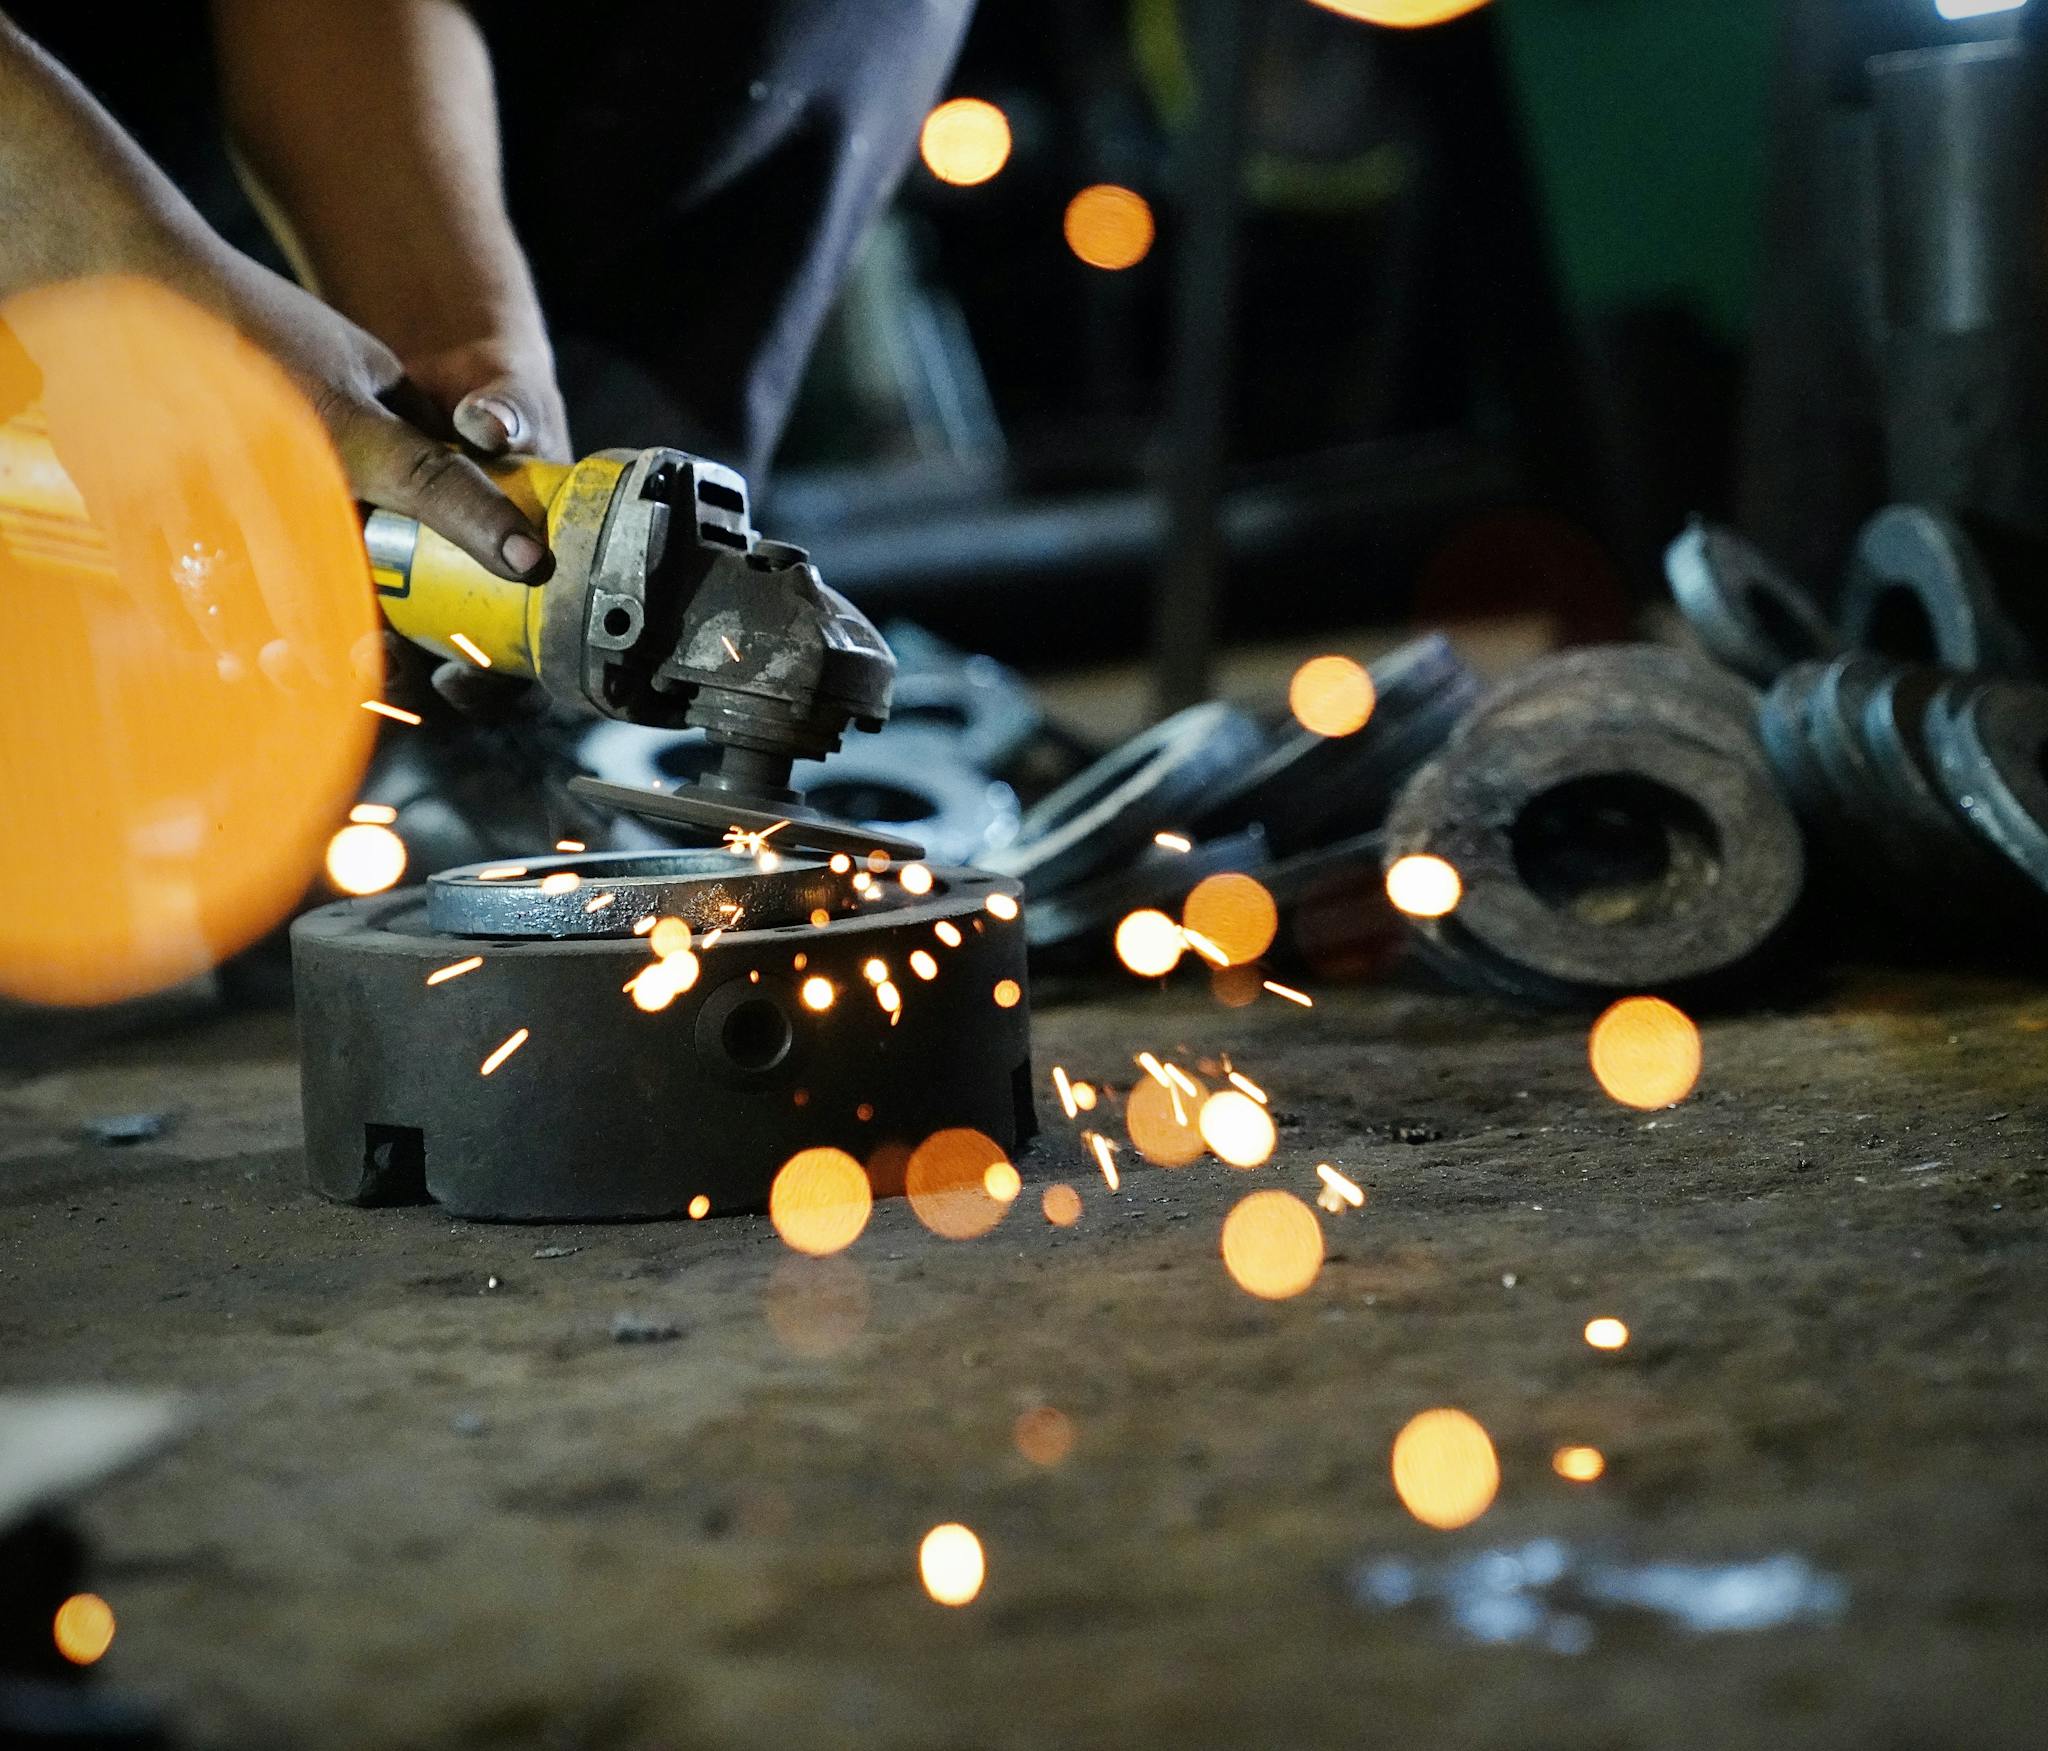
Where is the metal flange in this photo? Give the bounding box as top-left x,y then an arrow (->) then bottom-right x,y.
1664,519 -> 1840,684
1926,678 -> 2048,895
1384,716 -> 1805,998
425,849 -> 858,939
1838,505 -> 2033,675
983,701 -> 1267,895
1191,634 -> 1481,853
293,865 -> 1035,1221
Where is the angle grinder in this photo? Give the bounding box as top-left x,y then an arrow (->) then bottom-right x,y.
366,446 -> 922,859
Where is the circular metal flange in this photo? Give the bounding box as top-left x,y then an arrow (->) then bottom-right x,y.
983,701 -> 1268,895
1664,519 -> 1840,683
293,867 -> 1035,1221
567,774 -> 927,861
1757,661 -> 1834,824
1191,634 -> 1481,853
1799,658 -> 1948,886
1384,718 -> 1805,996
427,848 -> 857,939
1927,678 -> 2048,895
789,728 -> 1020,867
1838,505 -> 2032,675
1024,827 -> 1269,958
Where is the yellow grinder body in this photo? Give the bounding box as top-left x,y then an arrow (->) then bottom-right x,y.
367,452 -> 629,686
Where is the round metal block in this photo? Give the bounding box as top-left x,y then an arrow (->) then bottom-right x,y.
293,867 -> 1035,1221
1859,668 -> 1995,862
1664,519 -> 1840,683
426,849 -> 858,939
983,701 -> 1267,895
1838,505 -> 2032,674
1799,659 -> 1949,887
1191,634 -> 1481,853
1926,678 -> 2048,895
1384,719 -> 1805,996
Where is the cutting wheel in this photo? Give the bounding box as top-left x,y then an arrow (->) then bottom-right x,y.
568,775 -> 927,861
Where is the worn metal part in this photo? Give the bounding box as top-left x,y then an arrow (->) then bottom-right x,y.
294,867 -> 1035,1221
1384,714 -> 1805,999
882,620 -> 1046,778
1756,661 -> 1836,826
1462,644 -> 1767,768
1191,634 -> 1480,853
1837,505 -> 2032,674
1023,828 -> 1269,959
1663,520 -> 1839,683
984,701 -> 1267,895
426,849 -> 858,939
791,730 -> 1021,867
1926,677 -> 2048,894
567,775 -> 927,862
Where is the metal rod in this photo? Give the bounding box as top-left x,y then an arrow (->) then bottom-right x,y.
1153,0 -> 1250,715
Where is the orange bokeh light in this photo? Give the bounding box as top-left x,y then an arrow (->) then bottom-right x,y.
1042,1182 -> 1083,1225
1307,0 -> 1493,27
1553,1444 -> 1606,1482
325,822 -> 407,896
1584,1316 -> 1630,1351
1115,908 -> 1185,977
1390,1408 -> 1500,1529
1588,996 -> 1701,1109
1181,873 -> 1278,967
905,1127 -> 1012,1240
0,277 -> 377,1005
1198,1088 -> 1276,1168
1014,1406 -> 1076,1467
919,1523 -> 986,1606
920,97 -> 1013,187
1064,184 -> 1155,270
1384,853 -> 1462,919
1125,1070 -> 1208,1166
1220,1189 -> 1324,1299
769,1146 -> 873,1256
52,1593 -> 115,1666
1288,654 -> 1376,737
993,977 -> 1022,1009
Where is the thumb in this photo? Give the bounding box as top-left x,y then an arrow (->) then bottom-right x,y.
334,395 -> 553,583
452,376 -> 539,457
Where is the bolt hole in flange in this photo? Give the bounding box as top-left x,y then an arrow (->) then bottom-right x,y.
1509,774 -> 1722,926
1865,585 -> 1938,663
601,606 -> 633,639
805,780 -> 935,826
721,995 -> 795,1072
1740,583 -> 1826,662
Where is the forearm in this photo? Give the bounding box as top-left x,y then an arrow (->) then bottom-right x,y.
210,0 -> 547,366
0,16 -> 234,301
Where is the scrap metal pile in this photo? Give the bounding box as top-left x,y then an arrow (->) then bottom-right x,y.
696,529 -> 2047,1012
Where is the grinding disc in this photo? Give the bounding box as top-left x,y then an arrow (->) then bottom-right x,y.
1664,519 -> 1839,684
568,775 -> 928,861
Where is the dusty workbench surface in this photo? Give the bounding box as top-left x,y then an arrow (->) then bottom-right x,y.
4,970 -> 2045,1750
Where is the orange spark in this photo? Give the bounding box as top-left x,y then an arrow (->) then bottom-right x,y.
480,1028 -> 529,1075
986,892 -> 1020,921
555,839 -> 586,853
350,802 -> 397,824
1226,1069 -> 1267,1104
935,920 -> 964,947
1087,1131 -> 1119,1190
1391,1409 -> 1499,1529
361,699 -> 422,725
1262,980 -> 1312,1006
425,955 -> 483,986
1052,1065 -> 1078,1119
449,632 -> 491,667
1220,1189 -> 1324,1299
1154,832 -> 1192,852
